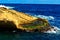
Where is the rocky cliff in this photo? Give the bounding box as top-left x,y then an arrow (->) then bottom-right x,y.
0,7 -> 51,32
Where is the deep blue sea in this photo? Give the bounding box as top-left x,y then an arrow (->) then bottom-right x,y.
0,4 -> 60,40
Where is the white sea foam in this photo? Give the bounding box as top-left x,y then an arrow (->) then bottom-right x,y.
34,15 -> 60,34
34,15 -> 54,20
0,5 -> 14,9
44,26 -> 60,34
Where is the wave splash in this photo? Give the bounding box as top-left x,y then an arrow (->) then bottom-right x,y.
34,15 -> 54,20
0,5 -> 14,9
34,15 -> 60,34
44,26 -> 60,34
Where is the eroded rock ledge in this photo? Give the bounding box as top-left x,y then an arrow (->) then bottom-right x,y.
0,7 -> 51,32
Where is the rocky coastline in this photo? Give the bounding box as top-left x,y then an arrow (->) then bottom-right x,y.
0,7 -> 54,33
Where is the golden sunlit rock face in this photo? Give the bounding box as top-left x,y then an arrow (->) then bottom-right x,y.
0,7 -> 50,32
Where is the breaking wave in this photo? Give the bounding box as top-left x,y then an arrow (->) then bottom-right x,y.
34,15 -> 54,20
0,5 -> 14,9
44,26 -> 60,34
34,15 -> 60,34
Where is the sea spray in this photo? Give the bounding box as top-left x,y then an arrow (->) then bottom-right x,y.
34,15 -> 54,20
44,26 -> 60,34
0,5 -> 14,9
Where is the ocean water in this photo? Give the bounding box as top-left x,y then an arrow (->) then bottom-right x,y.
0,4 -> 60,40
